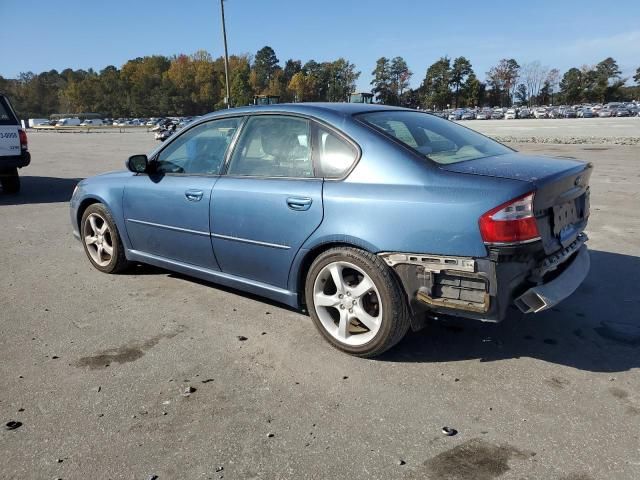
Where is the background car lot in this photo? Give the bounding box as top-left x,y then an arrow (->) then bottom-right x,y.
1,127 -> 639,479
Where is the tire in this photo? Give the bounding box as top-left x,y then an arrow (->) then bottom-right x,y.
305,247 -> 411,358
80,203 -> 130,274
0,167 -> 20,194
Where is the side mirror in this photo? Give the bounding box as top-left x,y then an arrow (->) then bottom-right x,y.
126,154 -> 148,173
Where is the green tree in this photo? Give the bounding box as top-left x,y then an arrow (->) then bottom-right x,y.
515,83 -> 528,105
251,46 -> 280,94
486,58 -> 520,107
390,56 -> 412,100
635,67 -> 640,85
559,68 -> 584,104
370,57 -> 395,104
461,72 -> 483,107
450,56 -> 472,107
421,57 -> 452,110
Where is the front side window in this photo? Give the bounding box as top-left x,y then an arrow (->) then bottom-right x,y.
358,110 -> 512,165
316,126 -> 358,178
227,116 -> 312,178
155,117 -> 241,175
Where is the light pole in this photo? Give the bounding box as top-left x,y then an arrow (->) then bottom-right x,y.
219,0 -> 231,108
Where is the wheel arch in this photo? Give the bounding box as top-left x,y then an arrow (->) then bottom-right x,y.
290,237 -> 380,309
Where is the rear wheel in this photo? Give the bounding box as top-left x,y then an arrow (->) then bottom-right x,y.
0,167 -> 20,193
81,203 -> 129,273
305,247 -> 410,357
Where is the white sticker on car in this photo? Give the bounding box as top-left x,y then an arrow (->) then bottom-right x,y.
0,126 -> 20,157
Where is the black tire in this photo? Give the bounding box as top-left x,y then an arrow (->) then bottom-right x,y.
80,203 -> 130,274
0,167 -> 20,194
305,247 -> 411,358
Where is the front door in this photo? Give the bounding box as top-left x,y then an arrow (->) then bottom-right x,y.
123,117 -> 242,269
211,115 -> 323,288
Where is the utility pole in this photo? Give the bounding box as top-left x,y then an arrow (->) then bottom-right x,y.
220,0 -> 231,108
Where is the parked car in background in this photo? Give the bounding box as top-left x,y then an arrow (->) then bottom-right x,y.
614,107 -> 630,117
28,118 -> 49,127
0,93 -> 30,193
598,109 -> 613,118
476,109 -> 493,120
461,111 -> 476,120
518,108 -> 531,119
491,109 -> 504,119
533,108 -> 548,119
56,117 -> 81,126
448,109 -> 465,121
577,108 -> 593,118
505,109 -> 517,120
80,119 -> 104,126
70,104 -> 593,357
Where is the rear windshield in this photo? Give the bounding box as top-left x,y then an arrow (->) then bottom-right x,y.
0,97 -> 18,125
358,110 -> 511,165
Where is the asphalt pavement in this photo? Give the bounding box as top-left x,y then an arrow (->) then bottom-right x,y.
0,129 -> 638,479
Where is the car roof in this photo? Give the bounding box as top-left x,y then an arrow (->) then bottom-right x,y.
198,102 -> 409,123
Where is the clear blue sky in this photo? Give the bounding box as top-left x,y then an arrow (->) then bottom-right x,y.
2,0 -> 639,89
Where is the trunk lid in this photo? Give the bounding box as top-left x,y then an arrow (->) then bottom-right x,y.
441,153 -> 593,254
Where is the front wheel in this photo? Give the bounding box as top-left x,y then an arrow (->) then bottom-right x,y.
305,247 -> 411,357
0,167 -> 20,193
81,203 -> 130,273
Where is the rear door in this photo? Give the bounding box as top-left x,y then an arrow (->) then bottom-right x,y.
210,114 -> 323,288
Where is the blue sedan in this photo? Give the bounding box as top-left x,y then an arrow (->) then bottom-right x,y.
70,103 -> 592,357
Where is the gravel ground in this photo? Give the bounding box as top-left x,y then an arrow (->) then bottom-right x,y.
0,129 -> 639,480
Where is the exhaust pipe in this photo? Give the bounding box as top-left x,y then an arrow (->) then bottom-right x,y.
514,291 -> 548,314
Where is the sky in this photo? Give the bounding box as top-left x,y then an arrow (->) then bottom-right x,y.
2,0 -> 639,90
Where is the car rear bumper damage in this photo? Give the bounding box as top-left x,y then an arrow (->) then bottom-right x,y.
379,233 -> 589,325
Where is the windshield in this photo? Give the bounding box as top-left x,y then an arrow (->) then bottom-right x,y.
358,110 -> 511,165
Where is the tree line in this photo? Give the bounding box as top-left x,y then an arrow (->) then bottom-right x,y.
1,45 -> 638,118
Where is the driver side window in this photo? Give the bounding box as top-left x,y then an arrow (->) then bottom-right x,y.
156,118 -> 241,175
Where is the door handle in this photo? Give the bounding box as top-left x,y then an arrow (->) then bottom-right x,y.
286,196 -> 312,211
185,189 -> 204,202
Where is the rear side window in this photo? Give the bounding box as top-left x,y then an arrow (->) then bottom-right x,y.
227,116 -> 313,178
315,126 -> 358,178
0,97 -> 18,126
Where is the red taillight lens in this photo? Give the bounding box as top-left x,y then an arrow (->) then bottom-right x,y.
18,129 -> 28,150
479,192 -> 540,244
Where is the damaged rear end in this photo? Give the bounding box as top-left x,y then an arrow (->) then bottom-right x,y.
381,154 -> 593,324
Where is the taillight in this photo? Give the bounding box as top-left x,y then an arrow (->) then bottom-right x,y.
18,129 -> 28,151
479,192 -> 540,245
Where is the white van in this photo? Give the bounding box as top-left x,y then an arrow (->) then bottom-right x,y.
56,117 -> 81,126
80,119 -> 104,126
28,118 -> 49,127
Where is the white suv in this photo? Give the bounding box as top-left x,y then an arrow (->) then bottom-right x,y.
0,94 -> 30,193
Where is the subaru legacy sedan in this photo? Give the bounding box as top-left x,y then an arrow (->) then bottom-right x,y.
70,104 -> 591,357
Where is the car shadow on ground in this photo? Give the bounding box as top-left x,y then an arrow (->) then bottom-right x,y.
123,249 -> 638,373
379,249 -> 640,373
0,176 -> 83,205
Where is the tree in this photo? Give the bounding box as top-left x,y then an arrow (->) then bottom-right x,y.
522,61 -> 548,106
545,68 -> 560,105
486,58 -> 520,107
450,57 -> 472,108
251,46 -> 280,94
559,68 -> 584,104
635,67 -> 640,85
421,57 -> 452,110
592,57 -> 624,102
371,57 -> 395,104
515,83 -> 528,105
288,71 -> 316,102
390,56 -> 412,100
461,72 -> 483,107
